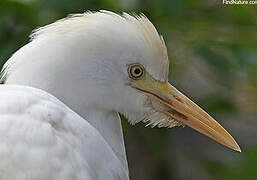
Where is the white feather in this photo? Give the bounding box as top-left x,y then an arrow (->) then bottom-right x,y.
0,85 -> 128,180
0,10 -> 172,180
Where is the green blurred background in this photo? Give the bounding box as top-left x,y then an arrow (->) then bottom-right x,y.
0,0 -> 257,179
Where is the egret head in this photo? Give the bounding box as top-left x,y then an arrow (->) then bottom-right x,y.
2,11 -> 240,152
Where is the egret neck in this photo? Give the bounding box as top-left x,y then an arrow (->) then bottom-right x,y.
4,38 -> 129,173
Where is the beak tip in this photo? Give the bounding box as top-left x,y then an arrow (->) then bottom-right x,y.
229,140 -> 241,152
234,144 -> 242,153
225,136 -> 241,152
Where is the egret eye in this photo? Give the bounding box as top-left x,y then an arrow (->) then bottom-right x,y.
128,64 -> 145,80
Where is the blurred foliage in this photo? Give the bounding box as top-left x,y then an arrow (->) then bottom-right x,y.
203,147 -> 257,180
1,0 -> 257,180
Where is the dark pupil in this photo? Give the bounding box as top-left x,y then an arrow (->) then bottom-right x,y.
134,68 -> 141,75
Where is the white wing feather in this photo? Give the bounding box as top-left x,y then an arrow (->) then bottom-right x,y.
0,85 -> 127,180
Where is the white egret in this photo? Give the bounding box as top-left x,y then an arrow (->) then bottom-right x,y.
0,10 -> 240,180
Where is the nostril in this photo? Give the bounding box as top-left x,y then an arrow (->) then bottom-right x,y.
173,95 -> 183,103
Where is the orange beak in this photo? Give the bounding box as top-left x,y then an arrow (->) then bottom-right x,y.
135,73 -> 241,152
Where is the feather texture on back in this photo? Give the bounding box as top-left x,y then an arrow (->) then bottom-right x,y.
0,85 -> 128,180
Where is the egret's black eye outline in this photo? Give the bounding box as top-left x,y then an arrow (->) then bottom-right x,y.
128,63 -> 145,80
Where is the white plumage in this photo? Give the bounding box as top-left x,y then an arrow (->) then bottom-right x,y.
0,10 -> 240,180
0,85 -> 127,180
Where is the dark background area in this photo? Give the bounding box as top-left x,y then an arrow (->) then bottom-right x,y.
0,0 -> 257,179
